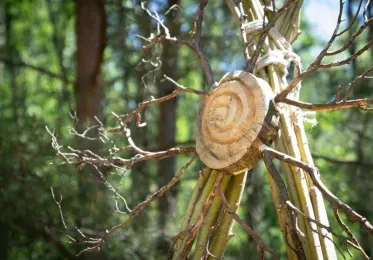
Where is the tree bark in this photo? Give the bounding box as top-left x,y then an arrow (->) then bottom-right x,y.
75,0 -> 106,124
74,1 -> 107,259
157,0 -> 181,255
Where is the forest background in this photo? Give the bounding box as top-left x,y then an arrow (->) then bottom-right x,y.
0,0 -> 372,259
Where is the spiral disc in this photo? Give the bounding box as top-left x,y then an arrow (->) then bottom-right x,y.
196,71 -> 273,169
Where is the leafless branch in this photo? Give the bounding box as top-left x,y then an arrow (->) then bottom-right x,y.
327,18 -> 373,56
47,125 -> 195,169
276,1 -> 373,101
279,62 -> 373,110
286,200 -> 369,259
106,75 -> 204,131
344,65 -> 373,100
261,145 -> 373,238
282,98 -> 373,111
261,148 -> 307,259
216,181 -> 278,260
245,0 -> 300,73
337,0 -> 364,36
178,173 -> 222,259
76,153 -> 197,256
333,208 -> 369,259
286,201 -> 351,259
261,145 -> 371,258
140,1 -> 215,88
50,187 -> 67,229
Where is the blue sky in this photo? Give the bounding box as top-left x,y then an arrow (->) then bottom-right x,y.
304,1 -> 340,40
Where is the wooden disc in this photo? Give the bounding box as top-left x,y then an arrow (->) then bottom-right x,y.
196,71 -> 274,170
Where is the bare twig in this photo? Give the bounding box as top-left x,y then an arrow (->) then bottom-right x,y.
327,18 -> 373,56
51,187 -> 67,229
276,1 -> 373,101
178,173 -> 223,259
76,153 -> 197,256
261,148 -> 306,259
47,125 -> 195,168
281,98 -> 373,111
333,208 -> 369,259
343,65 -> 373,100
260,145 -> 373,238
106,75 -> 205,133
216,183 -> 278,260
140,1 -> 215,88
285,200 -> 363,260
337,0 -> 364,36
245,0 -> 300,73
106,76 -> 204,130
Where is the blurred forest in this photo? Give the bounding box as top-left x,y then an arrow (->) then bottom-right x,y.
0,0 -> 373,259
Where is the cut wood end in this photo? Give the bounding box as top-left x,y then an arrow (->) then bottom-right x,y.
196,71 -> 278,172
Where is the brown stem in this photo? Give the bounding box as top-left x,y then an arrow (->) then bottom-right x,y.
261,145 -> 373,237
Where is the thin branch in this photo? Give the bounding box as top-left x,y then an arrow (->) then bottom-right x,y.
245,0 -> 300,73
216,183 -> 278,260
327,18 -> 373,56
106,76 -> 204,130
285,200 -> 363,260
281,98 -> 373,111
344,65 -> 373,100
337,0 -> 364,36
179,173 -> 223,259
140,1 -> 214,88
76,153 -> 197,256
191,0 -> 209,47
48,125 -> 195,168
260,145 -> 373,238
275,0 -> 373,101
319,40 -> 373,69
276,38 -> 373,102
261,148 -> 306,259
51,187 -> 67,229
278,63 -> 373,109
333,208 -> 368,259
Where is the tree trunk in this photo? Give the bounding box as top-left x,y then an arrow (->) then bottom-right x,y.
75,0 -> 105,123
156,0 -> 181,255
74,1 -> 107,259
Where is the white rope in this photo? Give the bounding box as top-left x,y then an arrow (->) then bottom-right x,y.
242,20 -> 303,100
302,111 -> 318,127
254,50 -> 288,74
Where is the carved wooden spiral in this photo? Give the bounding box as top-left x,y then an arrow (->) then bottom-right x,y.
196,71 -> 279,174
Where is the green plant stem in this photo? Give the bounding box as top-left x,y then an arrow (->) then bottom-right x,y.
208,172 -> 248,259
192,174 -> 231,260
226,0 -> 337,258
172,169 -> 218,259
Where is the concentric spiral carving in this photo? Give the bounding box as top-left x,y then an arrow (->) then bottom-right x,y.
196,71 -> 278,173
